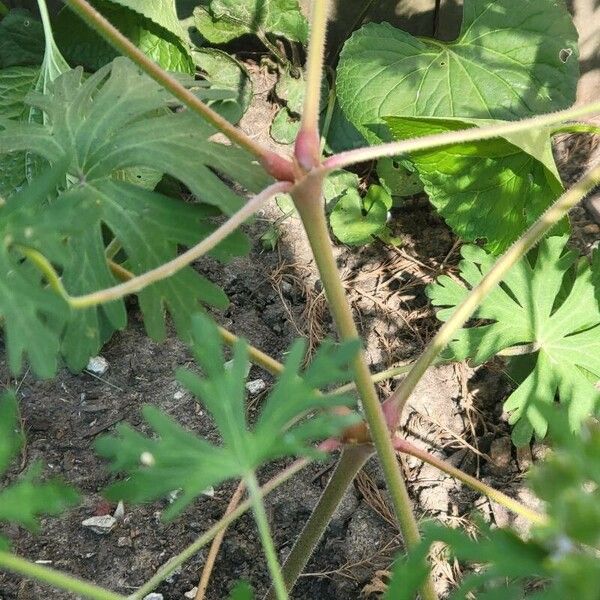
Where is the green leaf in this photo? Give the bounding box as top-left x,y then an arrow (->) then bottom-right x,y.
54,1 -> 194,74
96,313 -> 360,518
0,160 -> 77,378
0,9 -> 45,68
270,106 -> 299,144
228,581 -> 254,600
330,183 -> 392,246
0,65 -> 38,196
384,116 -> 565,253
0,59 -> 269,375
0,392 -> 79,548
194,0 -> 308,44
0,66 -> 38,119
376,157 -> 423,199
427,236 -> 600,445
336,0 -> 578,143
192,47 -> 252,122
108,0 -> 188,40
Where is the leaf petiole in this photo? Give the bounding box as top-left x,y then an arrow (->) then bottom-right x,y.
246,472 -> 288,600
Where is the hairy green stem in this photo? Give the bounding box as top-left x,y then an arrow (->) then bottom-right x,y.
386,161 -> 600,416
301,0 -> 330,136
131,458 -> 309,599
0,552 -> 126,600
265,445 -> 372,599
551,122 -> 600,136
393,438 -> 547,526
64,0 -> 276,163
292,174 -> 438,600
323,101 -> 600,171
246,472 -> 288,600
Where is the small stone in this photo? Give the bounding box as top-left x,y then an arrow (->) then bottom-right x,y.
113,500 -> 125,520
86,356 -> 109,375
143,594 -> 163,600
202,486 -> 215,498
583,223 -> 600,234
184,588 -> 198,599
489,437 -> 512,473
81,515 -> 116,535
173,390 -> 185,400
117,536 -> 132,548
245,379 -> 266,395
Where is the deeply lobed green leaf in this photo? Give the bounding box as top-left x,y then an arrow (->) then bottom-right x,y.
96,313 -> 360,518
427,236 -> 600,445
0,58 -> 270,376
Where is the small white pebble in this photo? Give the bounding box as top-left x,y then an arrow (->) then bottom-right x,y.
140,451 -> 155,467
173,390 -> 185,400
202,487 -> 215,498
81,515 -> 116,535
245,379 -> 266,395
143,594 -> 164,600
86,356 -> 109,375
184,588 -> 198,599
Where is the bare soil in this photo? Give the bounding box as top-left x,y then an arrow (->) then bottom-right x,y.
1,62 -> 598,600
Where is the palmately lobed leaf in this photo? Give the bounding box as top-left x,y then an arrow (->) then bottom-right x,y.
428,236 -> 600,445
97,314 -> 360,518
0,58 -> 269,376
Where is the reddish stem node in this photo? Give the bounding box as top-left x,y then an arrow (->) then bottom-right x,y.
294,128 -> 321,172
261,151 -> 297,182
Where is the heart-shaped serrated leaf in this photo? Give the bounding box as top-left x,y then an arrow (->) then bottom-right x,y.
55,0 -> 194,74
384,116 -> 566,253
0,58 -> 270,375
194,0 -> 308,45
0,392 -> 79,548
336,0 -> 578,143
108,0 -> 188,41
427,236 -> 600,445
96,313 -> 360,518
